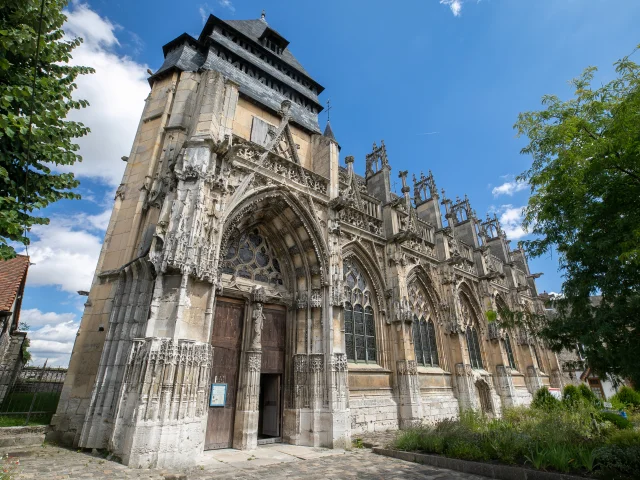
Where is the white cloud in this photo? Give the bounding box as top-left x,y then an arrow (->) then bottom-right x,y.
20,309 -> 80,367
492,179 -> 528,197
440,0 -> 482,17
497,204 -> 527,240
63,3 -> 119,48
23,211 -> 109,293
31,322 -> 79,344
199,4 -> 211,25
20,309 -> 77,329
219,0 -> 235,12
61,3 -> 150,187
440,0 -> 463,16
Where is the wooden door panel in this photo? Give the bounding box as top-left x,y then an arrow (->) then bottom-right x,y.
261,306 -> 286,374
205,299 -> 244,450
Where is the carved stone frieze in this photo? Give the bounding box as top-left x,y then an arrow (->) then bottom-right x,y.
339,206 -> 383,236
310,289 -> 322,308
247,352 -> 261,373
297,292 -> 308,309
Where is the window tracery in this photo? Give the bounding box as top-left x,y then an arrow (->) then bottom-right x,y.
503,334 -> 517,370
466,325 -> 483,369
343,259 -> 376,363
221,228 -> 284,287
408,282 -> 439,367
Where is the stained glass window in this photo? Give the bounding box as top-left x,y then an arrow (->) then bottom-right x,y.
221,229 -> 284,287
343,259 -> 376,363
413,316 -> 439,367
408,281 -> 439,367
466,326 -> 483,369
503,334 -> 517,370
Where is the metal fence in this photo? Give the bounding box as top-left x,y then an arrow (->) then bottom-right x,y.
0,362 -> 66,426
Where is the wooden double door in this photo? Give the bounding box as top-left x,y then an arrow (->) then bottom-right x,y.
205,298 -> 286,450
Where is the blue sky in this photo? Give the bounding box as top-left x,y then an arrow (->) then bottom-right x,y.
19,0 -> 640,366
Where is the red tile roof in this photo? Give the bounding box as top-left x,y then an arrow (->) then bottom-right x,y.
0,255 -> 30,312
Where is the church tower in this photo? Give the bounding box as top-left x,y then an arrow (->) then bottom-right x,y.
50,11 -> 561,470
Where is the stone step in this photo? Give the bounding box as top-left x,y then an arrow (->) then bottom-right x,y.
0,425 -> 48,448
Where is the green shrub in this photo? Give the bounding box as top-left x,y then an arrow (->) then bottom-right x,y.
458,409 -> 487,432
562,384 -> 582,407
606,429 -> 640,448
525,445 -> 550,470
532,387 -> 561,410
483,425 -> 530,464
600,411 -> 633,430
575,446 -> 599,472
578,383 -> 600,407
611,386 -> 640,408
420,433 -> 445,454
594,445 -> 640,479
394,429 -> 424,451
445,439 -> 488,461
544,443 -> 575,473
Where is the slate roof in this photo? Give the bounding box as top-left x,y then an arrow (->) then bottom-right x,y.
223,19 -> 310,77
0,255 -> 29,312
153,14 -> 324,134
323,121 -> 336,141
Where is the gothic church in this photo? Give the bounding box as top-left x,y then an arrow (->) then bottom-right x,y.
50,13 -> 563,468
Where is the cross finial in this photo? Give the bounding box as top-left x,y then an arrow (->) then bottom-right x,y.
326,99 -> 332,122
261,9 -> 266,20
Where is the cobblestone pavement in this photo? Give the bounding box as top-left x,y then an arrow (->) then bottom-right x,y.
0,442 -> 486,479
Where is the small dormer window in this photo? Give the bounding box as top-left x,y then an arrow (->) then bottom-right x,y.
263,37 -> 282,55
259,27 -> 289,57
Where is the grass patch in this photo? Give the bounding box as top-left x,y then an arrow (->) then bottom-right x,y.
0,392 -> 60,427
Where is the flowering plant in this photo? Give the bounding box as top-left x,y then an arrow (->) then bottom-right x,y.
0,454 -> 19,480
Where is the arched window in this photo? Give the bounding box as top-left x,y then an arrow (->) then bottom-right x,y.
408,281 -> 439,367
343,259 -> 376,363
413,317 -> 439,367
221,228 -> 283,287
503,334 -> 517,370
466,326 -> 483,369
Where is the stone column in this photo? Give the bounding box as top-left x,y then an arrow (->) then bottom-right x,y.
525,365 -> 544,394
397,359 -> 422,428
495,365 -> 518,408
233,288 -> 265,450
388,246 -> 423,428
233,351 -> 261,450
326,353 -> 350,448
454,363 -> 480,411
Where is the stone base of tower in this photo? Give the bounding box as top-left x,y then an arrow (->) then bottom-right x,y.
77,338 -> 212,469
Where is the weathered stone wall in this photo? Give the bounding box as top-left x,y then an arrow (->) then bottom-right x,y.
0,332 -> 26,405
349,390 -> 399,435
50,74 -> 178,447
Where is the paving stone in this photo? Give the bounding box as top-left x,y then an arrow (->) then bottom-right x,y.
0,442 -> 487,480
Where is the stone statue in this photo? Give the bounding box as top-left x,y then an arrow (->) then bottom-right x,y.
250,302 -> 265,350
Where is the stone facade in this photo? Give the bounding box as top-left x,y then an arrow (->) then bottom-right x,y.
49,13 -> 562,468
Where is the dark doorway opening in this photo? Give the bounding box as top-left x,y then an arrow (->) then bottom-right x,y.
258,373 -> 281,443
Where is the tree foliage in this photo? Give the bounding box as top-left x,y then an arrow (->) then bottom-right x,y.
0,0 -> 93,259
514,47 -> 640,386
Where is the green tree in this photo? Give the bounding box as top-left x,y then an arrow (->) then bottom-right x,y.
0,0 -> 93,259
18,321 -> 31,364
514,47 -> 640,386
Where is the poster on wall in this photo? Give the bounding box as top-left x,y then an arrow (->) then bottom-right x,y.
209,384 -> 227,407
